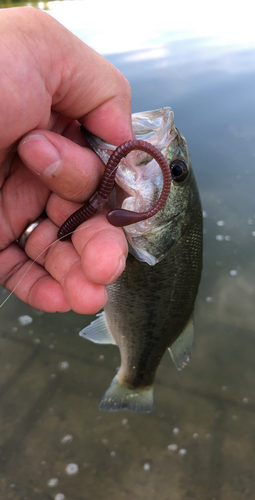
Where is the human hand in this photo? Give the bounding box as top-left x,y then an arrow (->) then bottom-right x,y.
0,7 -> 132,314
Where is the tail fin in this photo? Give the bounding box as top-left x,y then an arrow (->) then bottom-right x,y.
99,375 -> 153,413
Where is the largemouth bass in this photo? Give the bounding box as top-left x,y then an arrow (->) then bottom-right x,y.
80,107 -> 203,413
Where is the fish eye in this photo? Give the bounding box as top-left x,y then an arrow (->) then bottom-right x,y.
170,159 -> 189,182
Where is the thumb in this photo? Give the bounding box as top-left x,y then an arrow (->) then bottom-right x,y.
18,128 -> 104,203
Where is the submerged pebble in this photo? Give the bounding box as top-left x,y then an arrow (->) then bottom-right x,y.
206,296 -> 213,303
61,434 -> 73,444
59,361 -> 69,370
55,494 -> 65,500
168,444 -> 178,451
65,463 -> 79,475
179,449 -> 187,455
173,427 -> 179,435
143,463 -> 151,471
47,478 -> 59,487
18,315 -> 33,326
229,270 -> 238,276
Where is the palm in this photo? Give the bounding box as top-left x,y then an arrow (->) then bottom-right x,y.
0,153 -> 49,248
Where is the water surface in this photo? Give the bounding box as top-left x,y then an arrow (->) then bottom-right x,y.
0,3 -> 255,499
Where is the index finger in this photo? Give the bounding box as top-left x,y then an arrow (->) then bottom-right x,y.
0,7 -> 133,150
52,33 -> 133,145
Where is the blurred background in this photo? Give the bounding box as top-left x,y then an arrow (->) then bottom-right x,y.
1,1 -> 255,499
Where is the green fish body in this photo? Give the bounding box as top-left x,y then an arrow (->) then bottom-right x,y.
80,108 -> 203,412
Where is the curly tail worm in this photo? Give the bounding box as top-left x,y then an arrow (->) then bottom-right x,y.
57,139 -> 172,241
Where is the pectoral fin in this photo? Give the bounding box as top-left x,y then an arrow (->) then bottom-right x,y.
79,312 -> 116,345
168,315 -> 194,370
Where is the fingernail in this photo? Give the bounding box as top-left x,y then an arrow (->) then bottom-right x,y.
110,255 -> 126,283
118,254 -> 126,274
19,134 -> 61,177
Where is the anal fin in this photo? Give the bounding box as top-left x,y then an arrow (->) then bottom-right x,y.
79,312 -> 116,345
168,314 -> 194,370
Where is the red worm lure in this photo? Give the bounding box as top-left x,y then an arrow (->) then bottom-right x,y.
57,140 -> 172,241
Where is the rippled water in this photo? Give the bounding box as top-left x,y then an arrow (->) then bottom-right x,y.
1,2 -> 255,499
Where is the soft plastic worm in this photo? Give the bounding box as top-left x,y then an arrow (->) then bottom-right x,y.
57,140 -> 172,240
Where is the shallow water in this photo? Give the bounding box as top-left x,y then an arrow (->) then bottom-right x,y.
1,3 -> 255,499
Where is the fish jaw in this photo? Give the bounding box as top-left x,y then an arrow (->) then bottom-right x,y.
99,374 -> 154,413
